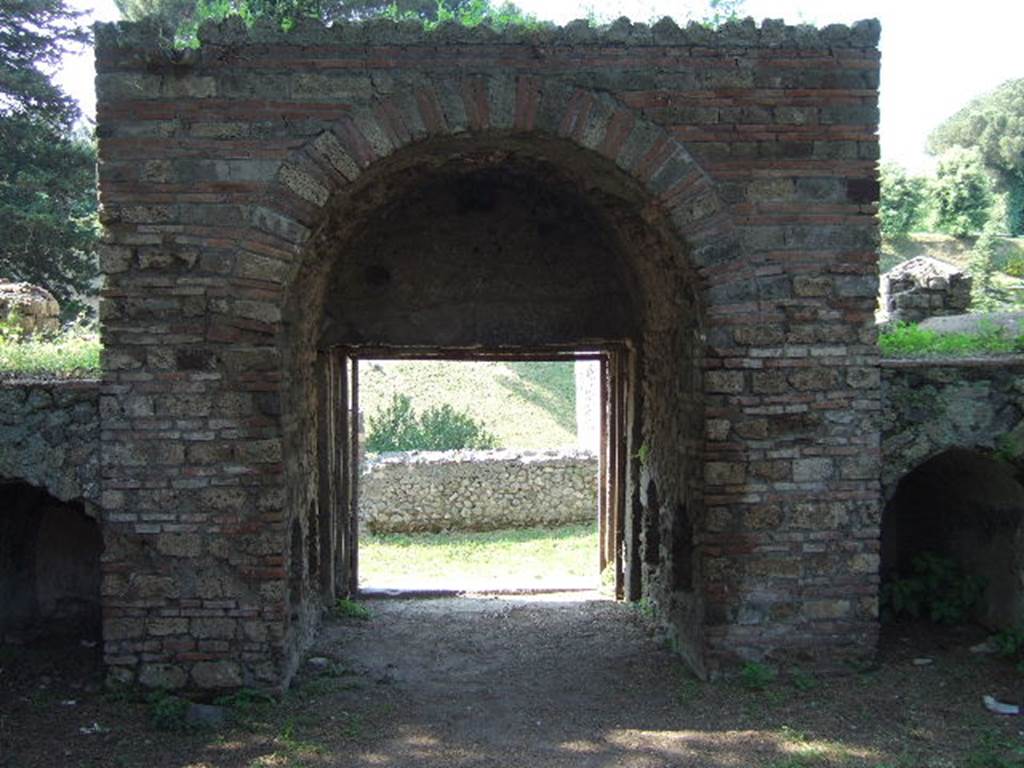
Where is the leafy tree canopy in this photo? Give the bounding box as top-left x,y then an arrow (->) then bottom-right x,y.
933,146 -> 993,238
879,162 -> 927,237
928,79 -> 1024,234
0,0 -> 97,318
928,79 -> 1024,181
1,0 -> 90,128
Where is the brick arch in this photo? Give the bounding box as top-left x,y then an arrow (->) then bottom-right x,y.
238,76 -> 745,681
240,74 -> 750,309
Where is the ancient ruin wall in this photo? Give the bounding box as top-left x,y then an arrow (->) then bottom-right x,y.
360,450 -> 597,533
0,380 -> 100,505
95,17 -> 882,689
881,356 -> 1024,495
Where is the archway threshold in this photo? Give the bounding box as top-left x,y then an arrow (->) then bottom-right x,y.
360,585 -> 601,599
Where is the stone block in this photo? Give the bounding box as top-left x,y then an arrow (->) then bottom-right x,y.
705,461 -> 746,485
191,661 -> 243,689
139,663 -> 188,690
705,370 -> 745,394
802,599 -> 851,620
792,458 -> 834,483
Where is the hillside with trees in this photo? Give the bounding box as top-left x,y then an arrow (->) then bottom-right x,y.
880,78 -> 1024,312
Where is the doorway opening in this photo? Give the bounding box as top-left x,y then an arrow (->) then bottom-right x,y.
318,346 -> 635,600
0,479 -> 102,644
880,447 -> 1024,631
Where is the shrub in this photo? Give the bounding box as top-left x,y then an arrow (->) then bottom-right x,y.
147,690 -> 190,731
365,393 -> 421,452
365,394 -> 497,452
416,403 -> 498,451
1003,254 -> 1024,278
880,551 -> 986,624
739,661 -> 777,691
969,222 -> 1002,310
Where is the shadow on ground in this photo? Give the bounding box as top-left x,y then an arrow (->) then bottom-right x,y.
2,595 -> 1022,767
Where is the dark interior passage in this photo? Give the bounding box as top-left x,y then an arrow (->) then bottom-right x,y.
881,448 -> 1024,629
0,480 -> 102,643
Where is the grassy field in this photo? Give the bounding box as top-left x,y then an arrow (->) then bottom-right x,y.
879,321 -> 1024,357
359,359 -> 581,449
359,523 -> 600,590
0,324 -> 100,378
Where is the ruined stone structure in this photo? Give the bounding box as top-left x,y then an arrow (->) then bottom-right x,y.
54,15 -> 890,690
879,256 -> 972,324
360,449 -> 597,533
0,282 -> 61,337
0,380 -> 101,642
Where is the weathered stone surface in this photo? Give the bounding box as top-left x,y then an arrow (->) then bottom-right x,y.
881,356 -> 1024,496
0,381 -> 99,504
139,663 -> 188,690
879,256 -> 972,324
0,282 -> 60,337
361,449 -> 598,534
191,661 -> 243,689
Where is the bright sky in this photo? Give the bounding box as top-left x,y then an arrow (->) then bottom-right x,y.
60,0 -> 1024,173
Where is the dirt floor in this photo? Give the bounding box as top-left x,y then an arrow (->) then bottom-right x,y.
3,593 -> 1024,767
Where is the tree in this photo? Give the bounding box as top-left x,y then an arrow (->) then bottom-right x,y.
928,79 -> 1024,235
968,220 -> 1000,311
879,162 -> 927,237
932,147 -> 993,238
0,0 -> 98,317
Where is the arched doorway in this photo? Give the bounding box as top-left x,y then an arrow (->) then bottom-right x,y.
881,447 -> 1024,629
0,479 -> 102,643
278,133 -> 710,677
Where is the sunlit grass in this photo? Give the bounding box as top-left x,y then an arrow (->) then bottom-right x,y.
879,321 -> 1024,358
360,523 -> 599,588
0,321 -> 101,377
359,359 -> 580,450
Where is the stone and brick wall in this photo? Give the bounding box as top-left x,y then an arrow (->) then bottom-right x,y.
93,16 -> 882,689
360,449 -> 597,533
0,379 -> 99,505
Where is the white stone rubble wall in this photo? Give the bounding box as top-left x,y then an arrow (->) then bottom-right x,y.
360,449 -> 598,533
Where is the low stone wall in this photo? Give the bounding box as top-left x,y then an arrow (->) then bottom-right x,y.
360,449 -> 598,533
0,379 -> 100,505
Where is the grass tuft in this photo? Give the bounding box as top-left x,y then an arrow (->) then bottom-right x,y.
879,321 -> 1024,358
0,317 -> 101,378
333,598 -> 372,621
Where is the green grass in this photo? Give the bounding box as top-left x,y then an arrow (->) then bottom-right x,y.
359,359 -> 580,450
0,323 -> 100,377
332,598 -> 372,620
879,321 -> 1024,357
360,523 -> 598,588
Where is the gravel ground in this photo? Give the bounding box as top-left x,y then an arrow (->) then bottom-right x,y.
2,594 -> 1023,767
